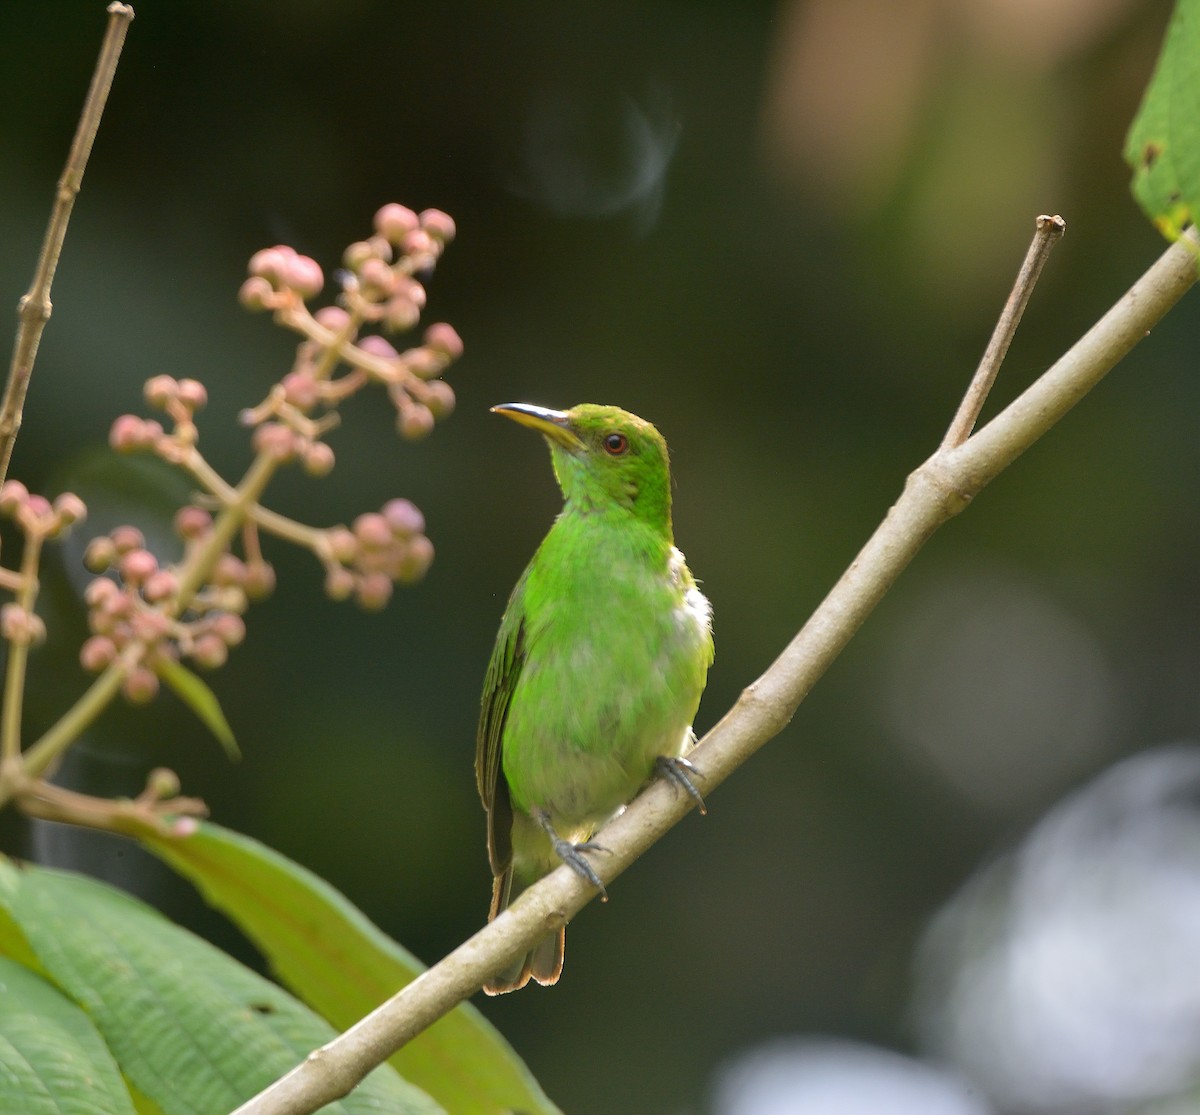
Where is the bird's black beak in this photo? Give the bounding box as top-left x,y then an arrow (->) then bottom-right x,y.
491,403 -> 584,451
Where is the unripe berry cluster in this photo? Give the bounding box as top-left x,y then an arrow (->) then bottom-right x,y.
237,204 -> 463,446
319,498 -> 434,611
110,374 -> 208,465
79,512 -> 265,703
0,481 -> 87,647
0,481 -> 86,540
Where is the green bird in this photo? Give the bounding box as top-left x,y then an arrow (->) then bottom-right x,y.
476,402 -> 714,994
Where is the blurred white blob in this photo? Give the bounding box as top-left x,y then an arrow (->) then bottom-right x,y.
915,744 -> 1200,1112
881,570 -> 1120,814
710,1037 -> 993,1115
506,83 -> 680,232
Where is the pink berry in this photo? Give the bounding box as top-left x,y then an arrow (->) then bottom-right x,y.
424,322 -> 464,360
423,380 -> 456,419
0,480 -> 28,513
122,668 -> 160,704
111,526 -> 145,554
110,414 -> 148,452
402,228 -> 435,258
252,423 -> 297,461
419,209 -> 457,243
374,203 -> 420,242
248,246 -> 287,282
177,379 -> 208,410
212,613 -> 246,646
85,576 -> 119,606
398,404 -> 435,440
191,633 -> 228,670
53,493 -> 86,526
342,240 -> 375,271
238,276 -> 275,311
314,305 -> 352,332
381,498 -> 425,538
119,549 -> 159,585
131,609 -> 171,642
324,567 -> 355,601
213,553 -> 248,587
243,561 -> 276,600
358,335 -> 400,361
397,534 -> 434,582
303,442 -> 335,477
174,505 -> 212,540
142,570 -> 179,603
144,375 -> 178,408
80,635 -> 118,672
286,255 -> 324,300
325,526 -> 358,564
353,512 -> 392,550
384,296 -> 421,333
356,572 -> 393,611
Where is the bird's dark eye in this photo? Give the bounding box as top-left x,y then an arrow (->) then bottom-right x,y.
603,432 -> 629,456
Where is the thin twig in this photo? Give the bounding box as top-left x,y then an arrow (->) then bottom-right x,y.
0,531 -> 45,765
228,225 -> 1198,1115
0,3 -> 135,486
941,214 -> 1066,449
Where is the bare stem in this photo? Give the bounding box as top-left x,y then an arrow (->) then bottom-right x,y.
0,533 -> 45,764
0,4 -> 134,486
227,225 -> 1199,1115
8,643 -> 137,792
941,214 -> 1066,449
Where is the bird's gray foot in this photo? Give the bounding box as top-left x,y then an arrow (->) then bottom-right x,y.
657,755 -> 707,815
534,810 -> 609,900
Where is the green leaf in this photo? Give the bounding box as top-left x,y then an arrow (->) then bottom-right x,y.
154,657 -> 240,760
140,822 -> 562,1115
1125,0 -> 1200,239
0,857 -> 443,1115
0,955 -> 137,1115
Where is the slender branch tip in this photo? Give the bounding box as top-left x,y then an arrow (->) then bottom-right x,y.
940,212 -> 1067,449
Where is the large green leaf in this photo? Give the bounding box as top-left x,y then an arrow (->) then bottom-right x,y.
1125,0 -> 1200,239
140,822 -> 561,1115
0,857 -> 443,1115
0,955 -> 137,1115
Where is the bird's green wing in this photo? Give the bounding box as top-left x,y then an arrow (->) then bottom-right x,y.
476,568 -> 529,877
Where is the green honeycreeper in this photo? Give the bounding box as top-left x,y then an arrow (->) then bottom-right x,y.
477,403 -> 714,994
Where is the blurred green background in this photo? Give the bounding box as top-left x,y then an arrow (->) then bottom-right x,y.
2,1 -> 1197,1112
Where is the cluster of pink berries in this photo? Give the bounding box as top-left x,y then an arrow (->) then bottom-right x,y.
79,511 -> 268,702
319,498 -> 433,610
237,204 -> 463,445
1,202 -> 460,717
0,481 -> 87,646
0,481 -> 86,540
109,374 -> 208,464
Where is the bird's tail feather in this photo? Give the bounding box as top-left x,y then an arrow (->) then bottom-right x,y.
482,866 -> 565,994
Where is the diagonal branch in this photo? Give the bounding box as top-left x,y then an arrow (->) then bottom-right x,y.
227,225 -> 1199,1115
0,3 -> 134,487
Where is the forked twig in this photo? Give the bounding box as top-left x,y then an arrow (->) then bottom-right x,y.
941,214 -> 1066,449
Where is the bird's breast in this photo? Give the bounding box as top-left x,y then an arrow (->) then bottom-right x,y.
500,526 -> 711,827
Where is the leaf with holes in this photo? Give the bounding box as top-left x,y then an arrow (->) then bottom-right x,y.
1125,0 -> 1200,239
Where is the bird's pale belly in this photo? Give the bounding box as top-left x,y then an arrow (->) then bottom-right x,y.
502,604 -> 706,831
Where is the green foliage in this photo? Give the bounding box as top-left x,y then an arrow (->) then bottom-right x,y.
0,857 -> 443,1115
155,658 -> 241,760
1126,0 -> 1200,238
0,955 -> 137,1115
140,822 -> 561,1115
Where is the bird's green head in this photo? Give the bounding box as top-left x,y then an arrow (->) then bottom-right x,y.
491,402 -> 673,531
